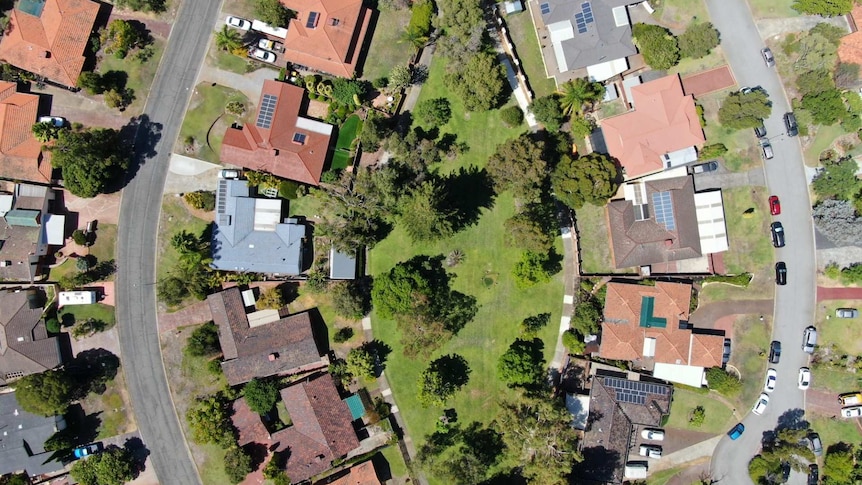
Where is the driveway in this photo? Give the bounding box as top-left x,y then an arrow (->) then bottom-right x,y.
693,166 -> 765,190
689,299 -> 773,328
817,286 -> 862,301
681,66 -> 736,97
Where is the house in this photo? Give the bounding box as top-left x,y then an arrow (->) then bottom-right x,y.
839,5 -> 862,65
0,0 -> 100,87
600,74 -> 706,180
606,171 -> 728,271
328,460 -> 381,485
0,392 -> 66,476
233,373 -> 361,483
279,0 -> 372,78
598,281 -> 726,386
534,0 -> 644,83
0,288 -> 62,386
221,80 -> 333,185
0,184 -> 65,282
579,370 -> 672,484
207,286 -> 328,385
211,178 -> 307,275
0,82 -> 53,184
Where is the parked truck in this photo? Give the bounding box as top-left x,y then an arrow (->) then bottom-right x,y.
258,38 -> 284,53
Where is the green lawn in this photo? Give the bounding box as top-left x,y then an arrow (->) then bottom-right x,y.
178,83 -> 248,164
669,47 -> 727,78
654,0 -> 708,28
717,187 -> 773,276
96,385 -> 127,438
748,0 -> 799,19
574,203 -> 635,275
211,47 -> 254,75
59,303 -> 116,327
648,466 -> 687,485
728,314 -> 771,409
379,445 -> 409,479
360,8 -> 414,82
817,300 -> 862,355
331,114 -> 363,170
666,388 -> 734,434
804,124 -> 846,167
698,89 -> 760,172
97,38 -> 166,114
807,415 -> 862,449
156,197 -> 210,310
504,11 -> 557,99
812,367 -> 861,393
51,223 -> 118,282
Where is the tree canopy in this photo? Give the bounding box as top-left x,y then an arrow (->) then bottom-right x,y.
186,393 -> 234,447
415,97 -> 452,127
436,0 -> 485,63
417,354 -> 471,407
70,447 -> 136,485
243,378 -> 279,414
792,0 -> 853,16
529,95 -> 565,131
255,0 -> 294,27
558,78 -> 605,116
444,52 -> 506,112
632,23 -> 679,70
400,179 -> 456,242
802,87 -> 846,125
678,22 -> 720,59
812,157 -> 860,201
185,321 -> 221,357
49,128 -> 129,198
497,338 -> 545,387
717,90 -> 772,129
13,369 -> 74,416
417,422 -> 505,485
487,134 -> 547,202
552,153 -> 621,209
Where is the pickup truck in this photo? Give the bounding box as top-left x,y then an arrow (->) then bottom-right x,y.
258,38 -> 284,53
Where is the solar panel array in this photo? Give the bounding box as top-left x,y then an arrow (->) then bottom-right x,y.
217,179 -> 227,214
574,2 -> 594,34
293,132 -> 307,144
652,191 -> 676,231
256,94 -> 278,129
582,2 -> 593,22
604,377 -> 670,405
307,11 -> 319,28
540,2 -> 550,14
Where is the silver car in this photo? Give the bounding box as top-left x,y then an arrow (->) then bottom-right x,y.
836,308 -> 859,318
762,47 -> 775,67
802,326 -> 817,354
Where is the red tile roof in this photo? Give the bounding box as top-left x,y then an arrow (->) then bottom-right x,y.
328,460 -> 380,485
220,80 -> 333,185
839,6 -> 862,65
0,82 -> 50,183
689,333 -> 725,368
601,75 -> 705,179
0,0 -> 100,87
281,0 -> 372,77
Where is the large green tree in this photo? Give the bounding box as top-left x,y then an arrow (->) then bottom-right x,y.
444,52 -> 505,112
224,446 -> 253,484
13,369 -> 74,416
255,0 -> 294,27
796,33 -> 838,72
552,153 -> 621,209
486,134 -> 547,202
504,208 -> 555,254
215,25 -> 243,52
717,90 -> 772,129
70,447 -> 136,485
415,97 -> 452,127
243,378 -> 279,414
436,0 -> 485,63
185,321 -> 221,356
186,393 -> 234,447
558,78 -> 605,116
400,179 -> 456,242
802,87 -> 846,125
632,23 -> 679,69
49,128 -> 129,198
497,338 -> 545,386
823,444 -> 855,483
417,354 -> 471,407
792,0 -> 853,16
346,346 -> 376,380
529,95 -> 565,131
812,157 -> 860,201
678,22 -> 720,59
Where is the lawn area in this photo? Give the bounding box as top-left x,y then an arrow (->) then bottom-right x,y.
97,38 -> 166,114
697,89 -> 760,172
647,466 -> 687,485
812,367 -> 861,393
666,387 -> 734,434
728,314 -> 771,409
748,0 -> 799,19
574,203 -> 635,275
379,445 -> 409,480
715,186 -> 773,275
156,197 -> 211,310
669,47 -> 727,78
504,11 -> 557,99
331,114 -> 363,170
50,223 -> 118,282
360,8 -> 414,82
211,46 -> 254,75
654,0 -> 708,29
807,415 -> 862,449
177,83 -> 249,164
804,124 -> 846,167
59,303 -> 116,327
817,300 -> 862,355
78,371 -> 135,440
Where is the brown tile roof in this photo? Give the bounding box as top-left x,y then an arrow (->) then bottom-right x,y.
233,397 -> 271,447
0,226 -> 42,282
839,8 -> 862,66
689,333 -> 725,368
0,82 -> 51,183
606,176 -> 702,269
0,288 -> 61,385
207,287 -> 327,385
0,0 -> 100,87
601,75 -> 705,179
221,81 -> 333,185
328,460 -> 380,485
281,0 -> 372,77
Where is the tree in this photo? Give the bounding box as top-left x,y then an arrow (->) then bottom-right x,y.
678,22 -> 720,59
486,134 -> 547,202
497,339 -> 545,386
49,128 -> 129,198
407,0 -> 434,39
186,393 -> 234,447
812,157 -> 860,200
100,19 -> 149,59
400,179 -> 455,242
331,280 -> 370,319
32,121 -> 62,143
244,378 -> 279,414
184,190 -> 216,211
562,329 -> 585,354
77,72 -> 104,94
71,447 -> 136,485
813,200 -> 862,246
552,153 -> 621,209
331,78 -> 367,107
529,95 -> 565,131
435,0 -> 485,63
811,22 -> 846,46
513,251 -> 558,288
389,64 -> 413,91
215,25 -> 243,52
699,143 -> 728,159
796,68 -> 834,96
570,300 -> 601,336
717,90 -> 772,129
802,87 -> 846,125
497,396 -> 582,485
443,52 -> 505,112
569,115 -> 594,139
835,62 -> 860,89
796,33 -> 837,72
13,370 -> 74,416
792,0 -> 853,16
347,346 -> 376,380
256,287 -> 285,310
500,106 -> 524,127
224,446 -> 253,484
158,276 -> 189,306
705,367 -> 742,396
520,313 -> 551,337
417,354 -> 471,407
415,97 -> 452,127
359,112 -> 391,152
823,445 -> 855,483
255,0 -> 294,27
558,78 -> 605,116
504,210 -> 555,254
632,23 -> 679,69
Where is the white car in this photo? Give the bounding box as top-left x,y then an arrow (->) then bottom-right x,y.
764,368 -> 777,393
639,444 -> 662,459
225,16 -> 251,30
753,393 -> 770,415
798,367 -> 811,390
841,406 -> 862,418
38,115 -> 64,127
250,49 -> 276,63
640,429 -> 665,441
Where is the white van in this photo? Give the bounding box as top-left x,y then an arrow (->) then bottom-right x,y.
624,462 -> 648,479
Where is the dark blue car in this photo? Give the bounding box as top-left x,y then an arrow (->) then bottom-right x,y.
728,423 -> 745,440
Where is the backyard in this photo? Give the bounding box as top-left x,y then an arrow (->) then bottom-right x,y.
332,114 -> 363,170
359,8 -> 414,83
177,83 -> 249,164
504,10 -> 557,99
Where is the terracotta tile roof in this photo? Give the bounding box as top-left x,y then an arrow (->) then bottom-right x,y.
0,82 -> 50,183
606,176 -> 702,269
233,397 -> 271,447
601,74 -> 705,179
839,8 -> 862,66
328,460 -> 380,485
0,0 -> 100,87
281,0 -> 372,77
221,81 -> 333,185
0,288 -> 62,385
689,333 -> 725,368
207,287 -> 327,385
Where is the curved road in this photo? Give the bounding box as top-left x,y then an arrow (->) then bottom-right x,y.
706,1 -> 817,484
116,0 -> 220,483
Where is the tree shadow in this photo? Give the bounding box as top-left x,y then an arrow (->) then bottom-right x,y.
364,339 -> 392,377
775,408 -> 809,433
370,451 -> 393,481
573,446 -> 622,483
123,436 -> 151,476
461,421 -> 504,467
306,307 -> 330,355
430,353 -> 471,389
442,165 -> 496,232
67,348 -> 120,397
116,114 -> 163,190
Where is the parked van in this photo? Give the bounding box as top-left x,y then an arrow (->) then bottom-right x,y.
839,392 -> 862,406
624,462 -> 648,479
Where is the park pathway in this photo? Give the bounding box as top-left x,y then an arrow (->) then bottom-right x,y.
550,207 -> 579,372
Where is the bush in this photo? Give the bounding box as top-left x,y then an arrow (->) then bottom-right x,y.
513,251 -> 559,288
699,143 -> 728,159
46,318 -> 60,334
256,287 -> 285,310
408,0 -> 434,38
72,229 -> 87,245
331,281 -> 370,319
529,95 -> 564,131
76,257 -> 91,272
224,446 -> 253,484
520,313 -> 550,337
184,191 -> 216,211
705,367 -> 742,396
678,22 -> 720,59
185,321 -> 221,357
562,329 -> 585,354
824,262 -> 841,279
243,378 -> 279,414
500,106 -> 524,127
415,97 -> 452,127
632,23 -> 679,69
346,346 -> 376,380
372,77 -> 388,89
333,327 -> 354,343
689,406 -> 706,427
158,276 -> 189,306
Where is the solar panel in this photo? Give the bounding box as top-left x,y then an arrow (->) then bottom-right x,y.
584,12 -> 593,23
540,2 -> 550,14
582,1 -> 591,10
306,11 -> 319,28
256,94 -> 278,129
293,132 -> 307,144
652,191 -> 676,231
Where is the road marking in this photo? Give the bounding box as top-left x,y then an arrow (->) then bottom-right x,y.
559,316 -> 571,333
563,294 -> 574,305
382,388 -> 392,397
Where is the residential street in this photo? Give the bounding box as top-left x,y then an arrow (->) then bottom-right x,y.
705,1 -> 817,484
115,0 -> 220,483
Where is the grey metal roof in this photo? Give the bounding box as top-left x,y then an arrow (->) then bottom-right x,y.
211,179 -> 306,275
540,0 -> 639,72
329,246 -> 356,280
0,392 -> 65,476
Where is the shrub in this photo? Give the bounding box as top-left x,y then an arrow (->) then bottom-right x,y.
513,251 -> 559,288
689,406 -> 706,427
500,106 -> 524,127
76,257 -> 91,272
700,143 -> 728,159
333,327 -> 354,343
185,321 -> 221,357
678,22 -> 720,59
46,318 -> 60,334
256,287 -> 285,310
224,446 -> 253,484
331,281 -> 370,319
346,346 -> 376,380
159,276 -> 189,306
632,23 -> 679,69
72,229 -> 87,245
824,262 -> 840,279
184,190 -> 216,211
71,318 -> 108,339
372,77 -> 388,89
562,329 -> 585,354
520,313 -> 550,337
705,367 -> 742,396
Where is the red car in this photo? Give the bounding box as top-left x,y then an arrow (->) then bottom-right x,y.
769,195 -> 781,215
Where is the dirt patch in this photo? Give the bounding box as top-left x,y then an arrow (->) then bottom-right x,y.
306,99 -> 329,120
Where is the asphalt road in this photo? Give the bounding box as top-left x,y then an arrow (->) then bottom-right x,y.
706,1 -> 817,484
115,0 -> 221,483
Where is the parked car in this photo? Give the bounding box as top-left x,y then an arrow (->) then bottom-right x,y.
219,169 -> 241,179
785,112 -> 799,137
770,222 -> 785,248
250,48 -> 277,63
73,443 -> 102,459
728,423 -> 745,440
760,139 -> 774,160
780,461 -> 791,482
692,161 -> 719,174
802,326 -> 817,354
741,86 -> 754,94
38,115 -> 65,127
754,124 -> 767,138
839,392 -> 862,406
762,47 -> 775,67
798,367 -> 811,390
257,38 -> 284,52
225,16 -> 251,30
764,368 -> 777,392
769,340 -> 781,364
808,464 -> 819,485
775,262 -> 787,285
768,195 -> 781,215
641,429 -> 665,441
809,432 -> 823,456
753,393 -> 770,415
841,405 -> 862,418
638,445 -> 662,459
836,308 -> 859,318
722,338 -> 732,365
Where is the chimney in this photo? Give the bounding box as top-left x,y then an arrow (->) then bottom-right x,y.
268,353 -> 278,361
664,239 -> 673,247
271,149 -> 279,156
